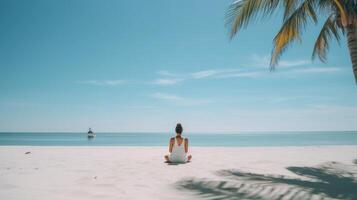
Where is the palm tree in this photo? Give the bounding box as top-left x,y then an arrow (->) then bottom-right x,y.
226,0 -> 357,84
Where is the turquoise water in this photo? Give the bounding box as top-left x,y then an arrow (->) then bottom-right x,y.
0,132 -> 357,146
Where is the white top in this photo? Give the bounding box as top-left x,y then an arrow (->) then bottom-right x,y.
169,137 -> 187,163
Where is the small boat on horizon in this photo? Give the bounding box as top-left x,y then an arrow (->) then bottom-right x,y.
87,128 -> 95,138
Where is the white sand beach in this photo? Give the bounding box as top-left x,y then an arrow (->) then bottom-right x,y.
1,146 -> 357,200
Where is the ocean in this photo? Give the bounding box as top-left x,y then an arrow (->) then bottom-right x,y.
0,131 -> 357,146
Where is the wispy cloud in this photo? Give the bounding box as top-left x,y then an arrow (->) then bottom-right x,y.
190,69 -> 242,79
279,60 -> 311,67
153,54 -> 340,85
151,93 -> 182,101
157,66 -> 341,83
152,78 -> 183,86
80,56 -> 343,89
290,67 -> 341,74
77,80 -> 127,86
190,70 -> 220,79
154,69 -> 248,84
217,71 -> 263,78
151,92 -> 212,106
156,70 -> 178,77
250,54 -> 311,68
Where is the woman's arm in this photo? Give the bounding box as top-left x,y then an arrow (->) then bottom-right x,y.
169,138 -> 174,153
184,138 -> 189,153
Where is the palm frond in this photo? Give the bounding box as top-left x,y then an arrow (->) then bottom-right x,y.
270,0 -> 318,69
312,14 -> 341,62
332,0 -> 349,26
317,0 -> 335,14
226,0 -> 280,39
283,0 -> 302,21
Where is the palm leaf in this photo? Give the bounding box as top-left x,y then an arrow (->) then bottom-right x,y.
226,0 -> 280,39
283,0 -> 302,21
312,14 -> 341,62
270,0 -> 318,69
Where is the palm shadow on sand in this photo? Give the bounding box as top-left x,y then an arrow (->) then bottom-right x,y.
176,161 -> 357,200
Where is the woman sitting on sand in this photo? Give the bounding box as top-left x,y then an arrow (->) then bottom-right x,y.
165,123 -> 192,163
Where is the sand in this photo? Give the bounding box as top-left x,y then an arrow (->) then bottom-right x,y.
1,146 -> 357,200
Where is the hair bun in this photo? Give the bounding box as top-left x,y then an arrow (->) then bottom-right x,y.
175,123 -> 183,134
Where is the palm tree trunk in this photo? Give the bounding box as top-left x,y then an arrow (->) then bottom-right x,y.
346,25 -> 357,84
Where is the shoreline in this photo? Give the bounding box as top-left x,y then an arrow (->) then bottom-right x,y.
1,144 -> 357,148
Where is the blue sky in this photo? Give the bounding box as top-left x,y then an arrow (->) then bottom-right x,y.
0,0 -> 356,132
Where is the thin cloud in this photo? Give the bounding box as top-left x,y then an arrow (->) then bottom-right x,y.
190,69 -> 241,79
157,66 -> 343,84
153,54 -> 344,86
151,93 -> 182,101
152,78 -> 183,86
151,92 -> 212,106
191,70 -> 220,79
77,80 -> 127,86
153,71 -> 185,86
279,60 -> 310,67
217,71 -> 263,78
291,67 -> 341,74
250,54 -> 311,68
154,55 -> 319,84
